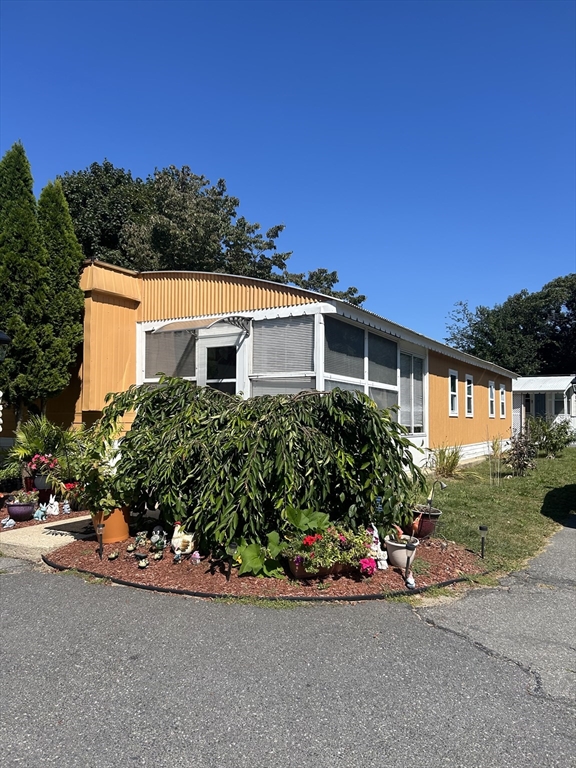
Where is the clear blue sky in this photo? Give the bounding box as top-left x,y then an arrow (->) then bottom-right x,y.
1,0 -> 574,342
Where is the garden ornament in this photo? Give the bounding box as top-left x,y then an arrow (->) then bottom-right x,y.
34,504 -> 48,521
171,522 -> 195,563
405,573 -> 416,589
135,530 -> 148,548
368,521 -> 388,570
62,500 -> 71,515
46,494 -> 59,516
150,525 -> 168,551
1,517 -> 15,528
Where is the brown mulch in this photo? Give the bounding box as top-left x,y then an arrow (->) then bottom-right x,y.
45,535 -> 486,600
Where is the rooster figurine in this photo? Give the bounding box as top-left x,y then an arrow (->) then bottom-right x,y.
171,522 -> 195,563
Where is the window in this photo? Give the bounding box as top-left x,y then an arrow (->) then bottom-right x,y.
488,381 -> 495,418
449,370 -> 458,416
253,316 -> 314,373
500,384 -> 506,418
465,375 -> 473,417
324,316 -> 364,379
252,377 -> 315,396
145,330 -> 196,380
400,353 -> 424,433
368,333 -> 397,386
369,387 -> 398,416
554,393 -> 565,415
524,393 -> 531,415
207,346 -> 236,394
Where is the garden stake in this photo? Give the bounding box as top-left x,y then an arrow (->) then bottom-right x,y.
227,542 -> 238,582
479,525 -> 488,559
97,523 -> 104,561
405,542 -> 416,581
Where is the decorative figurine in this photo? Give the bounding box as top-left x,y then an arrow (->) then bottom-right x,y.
1,517 -> 15,528
108,550 -> 119,560
171,522 -> 195,563
34,503 -> 48,521
137,557 -> 149,569
153,551 -> 163,561
134,530 -> 148,548
126,542 -> 137,553
46,494 -> 59,516
191,551 -> 201,566
368,521 -> 388,570
62,500 -> 71,515
150,525 -> 168,552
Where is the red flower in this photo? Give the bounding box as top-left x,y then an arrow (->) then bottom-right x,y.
302,535 -> 316,546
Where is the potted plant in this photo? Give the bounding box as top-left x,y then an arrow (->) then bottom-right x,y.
384,526 -> 419,569
283,525 -> 373,578
5,489 -> 39,522
50,423 -> 131,544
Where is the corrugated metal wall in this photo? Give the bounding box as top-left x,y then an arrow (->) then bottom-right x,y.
428,350 -> 512,446
138,271 -> 317,321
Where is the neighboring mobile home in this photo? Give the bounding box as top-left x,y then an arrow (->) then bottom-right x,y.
1,262 -> 516,466
512,375 -> 576,435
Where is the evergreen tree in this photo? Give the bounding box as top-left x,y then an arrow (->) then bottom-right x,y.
37,180 -> 84,407
0,143 -> 50,426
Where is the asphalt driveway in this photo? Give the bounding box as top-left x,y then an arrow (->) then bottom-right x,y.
0,521 -> 574,768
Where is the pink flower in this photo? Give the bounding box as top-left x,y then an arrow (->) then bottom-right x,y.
359,557 -> 376,577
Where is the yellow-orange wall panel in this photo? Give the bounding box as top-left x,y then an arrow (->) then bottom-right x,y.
428,350 -> 512,447
137,272 -> 317,321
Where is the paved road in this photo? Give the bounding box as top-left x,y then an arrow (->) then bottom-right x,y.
0,524 -> 574,768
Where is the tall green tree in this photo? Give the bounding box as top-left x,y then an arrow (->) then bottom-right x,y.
60,160 -> 365,304
0,143 -> 50,425
37,180 -> 84,408
445,275 -> 576,375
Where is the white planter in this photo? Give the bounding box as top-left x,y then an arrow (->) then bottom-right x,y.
384,535 -> 419,569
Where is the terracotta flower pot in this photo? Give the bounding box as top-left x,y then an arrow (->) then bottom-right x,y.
92,507 -> 130,544
288,559 -> 332,579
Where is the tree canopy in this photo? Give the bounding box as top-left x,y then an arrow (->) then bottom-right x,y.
445,274 -> 576,375
60,160 -> 365,305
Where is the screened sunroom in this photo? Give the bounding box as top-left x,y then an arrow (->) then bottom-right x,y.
137,304 -> 427,439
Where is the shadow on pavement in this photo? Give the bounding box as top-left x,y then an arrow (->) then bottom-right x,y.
540,484 -> 576,527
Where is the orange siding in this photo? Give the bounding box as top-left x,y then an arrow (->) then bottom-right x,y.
138,271 -> 317,321
428,350 -> 512,447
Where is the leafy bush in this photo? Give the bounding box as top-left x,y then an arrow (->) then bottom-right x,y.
528,416 -> 576,458
101,379 -> 425,550
504,430 -> 537,476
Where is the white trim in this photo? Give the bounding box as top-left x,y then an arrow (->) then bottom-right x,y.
499,383 -> 506,418
465,374 -> 474,418
449,369 -> 459,417
314,313 -> 325,391
489,381 -> 496,418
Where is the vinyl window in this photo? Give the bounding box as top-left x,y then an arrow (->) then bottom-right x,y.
449,370 -> 458,416
400,353 -> 424,433
500,384 -> 506,418
489,381 -> 495,418
144,330 -> 196,380
465,375 -> 474,417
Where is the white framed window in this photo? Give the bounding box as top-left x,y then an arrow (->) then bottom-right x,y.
449,370 -> 458,416
144,329 -> 196,382
465,374 -> 474,417
500,384 -> 506,418
400,353 -> 424,433
489,381 -> 495,418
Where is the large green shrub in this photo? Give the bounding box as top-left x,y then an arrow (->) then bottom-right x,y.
101,379 -> 425,549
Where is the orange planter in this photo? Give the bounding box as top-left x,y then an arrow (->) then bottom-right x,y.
92,507 -> 130,544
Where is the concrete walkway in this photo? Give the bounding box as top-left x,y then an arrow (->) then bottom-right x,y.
0,514 -> 93,561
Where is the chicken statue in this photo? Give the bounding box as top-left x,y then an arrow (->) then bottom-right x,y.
171,522 -> 195,563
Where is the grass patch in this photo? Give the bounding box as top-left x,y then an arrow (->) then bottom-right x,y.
211,596 -> 309,609
60,568 -> 111,585
436,447 -> 576,573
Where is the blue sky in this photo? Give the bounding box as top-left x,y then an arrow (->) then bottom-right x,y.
1,0 -> 574,342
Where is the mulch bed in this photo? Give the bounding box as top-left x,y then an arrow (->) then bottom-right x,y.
45,534 -> 486,600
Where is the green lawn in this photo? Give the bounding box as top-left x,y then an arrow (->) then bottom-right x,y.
432,447 -> 576,573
